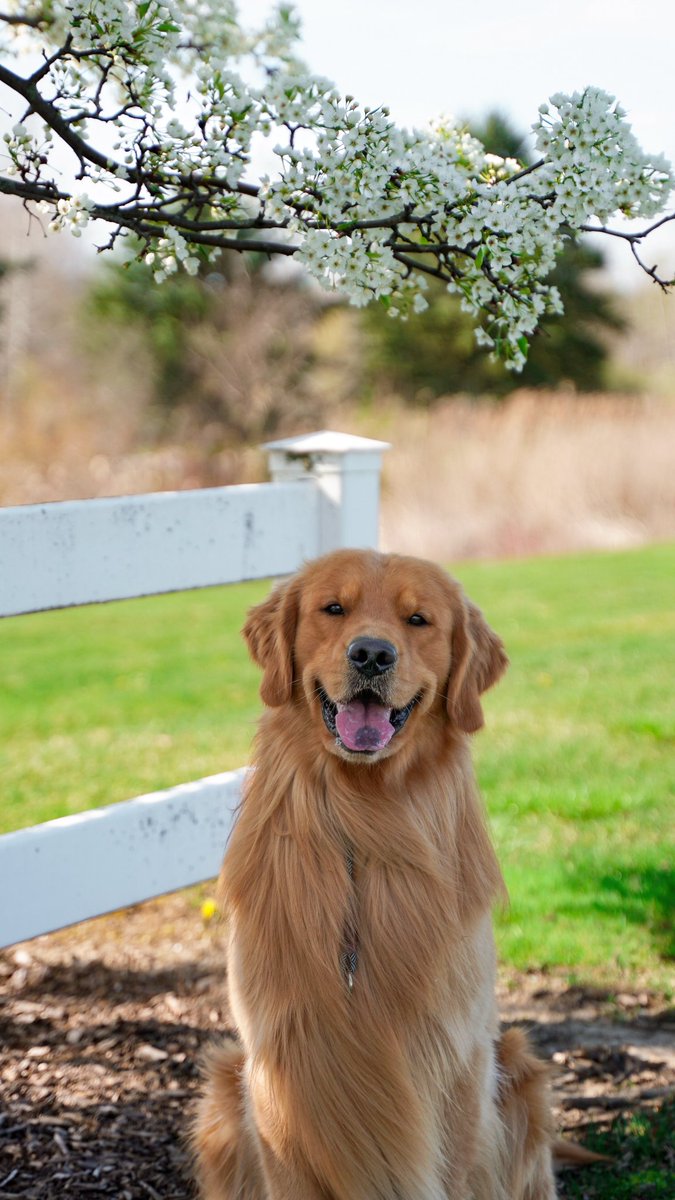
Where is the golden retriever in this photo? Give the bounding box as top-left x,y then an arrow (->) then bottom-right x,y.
193,549 -> 562,1199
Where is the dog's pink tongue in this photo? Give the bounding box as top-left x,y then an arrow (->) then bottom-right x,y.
335,699 -> 394,752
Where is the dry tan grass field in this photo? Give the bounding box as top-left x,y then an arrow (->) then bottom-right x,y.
2,388 -> 674,562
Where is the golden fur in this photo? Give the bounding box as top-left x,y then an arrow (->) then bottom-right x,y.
193,549 -> 559,1199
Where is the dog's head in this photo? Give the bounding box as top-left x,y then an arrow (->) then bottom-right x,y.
243,550 -> 507,762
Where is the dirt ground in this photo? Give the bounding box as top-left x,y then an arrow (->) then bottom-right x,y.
1,892 -> 673,1199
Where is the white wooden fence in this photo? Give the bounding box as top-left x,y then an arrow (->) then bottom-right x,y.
0,431 -> 389,948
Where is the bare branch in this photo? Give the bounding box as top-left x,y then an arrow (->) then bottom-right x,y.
505,157 -> 546,184
579,211 -> 675,243
629,240 -> 672,291
580,212 -> 675,288
0,59 -> 261,201
0,60 -> 122,176
0,173 -> 299,255
0,10 -> 45,27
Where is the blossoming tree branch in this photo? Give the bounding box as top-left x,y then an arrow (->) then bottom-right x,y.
1,2 -> 673,368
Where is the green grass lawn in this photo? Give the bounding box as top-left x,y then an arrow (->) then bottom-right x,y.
559,1099 -> 674,1199
1,543 -> 673,984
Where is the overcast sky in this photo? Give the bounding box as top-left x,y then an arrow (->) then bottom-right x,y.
245,0 -> 675,163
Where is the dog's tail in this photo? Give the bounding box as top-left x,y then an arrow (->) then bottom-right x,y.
497,1027 -> 557,1199
552,1137 -> 611,1167
497,1027 -> 610,1191
192,1036 -> 263,1200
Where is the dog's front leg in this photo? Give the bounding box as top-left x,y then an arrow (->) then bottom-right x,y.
256,1138 -> 329,1200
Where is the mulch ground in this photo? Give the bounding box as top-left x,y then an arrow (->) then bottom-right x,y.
1,893 -> 673,1199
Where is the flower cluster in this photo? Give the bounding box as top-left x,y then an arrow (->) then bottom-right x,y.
144,227 -> 202,281
2,120 -> 52,180
47,192 -> 95,236
536,89 -> 672,222
1,4 -> 672,367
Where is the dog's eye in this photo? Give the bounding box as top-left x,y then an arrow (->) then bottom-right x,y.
323,603 -> 345,616
407,613 -> 428,626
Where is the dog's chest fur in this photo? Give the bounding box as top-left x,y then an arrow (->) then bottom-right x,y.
221,735 -> 503,1199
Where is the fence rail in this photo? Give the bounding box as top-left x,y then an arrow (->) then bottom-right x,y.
0,771 -> 248,946
0,431 -> 388,947
0,482 -> 318,617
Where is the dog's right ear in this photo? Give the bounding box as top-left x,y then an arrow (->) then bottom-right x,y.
242,577 -> 299,707
446,594 -> 508,733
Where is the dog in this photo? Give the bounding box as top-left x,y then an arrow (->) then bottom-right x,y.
193,548 -> 565,1199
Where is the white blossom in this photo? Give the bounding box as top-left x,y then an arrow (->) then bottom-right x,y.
0,6 -> 672,366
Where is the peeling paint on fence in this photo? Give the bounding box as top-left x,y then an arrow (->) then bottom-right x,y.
0,482 -> 319,616
0,769 -> 248,947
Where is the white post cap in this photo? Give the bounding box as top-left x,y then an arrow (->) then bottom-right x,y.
262,430 -> 390,551
262,430 -> 390,480
262,430 -> 391,457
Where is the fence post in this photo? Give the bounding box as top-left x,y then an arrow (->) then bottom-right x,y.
262,430 -> 390,553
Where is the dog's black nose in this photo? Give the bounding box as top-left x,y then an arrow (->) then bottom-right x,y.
347,637 -> 398,677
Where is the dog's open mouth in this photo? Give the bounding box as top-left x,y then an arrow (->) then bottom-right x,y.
318,686 -> 422,753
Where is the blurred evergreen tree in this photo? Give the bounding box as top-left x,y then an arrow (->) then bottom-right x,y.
363,112 -> 625,400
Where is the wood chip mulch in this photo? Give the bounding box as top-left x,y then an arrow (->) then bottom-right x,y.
1,893 -> 673,1199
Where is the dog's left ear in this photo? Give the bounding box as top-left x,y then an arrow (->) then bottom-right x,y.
242,577 -> 300,707
446,595 -> 508,733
